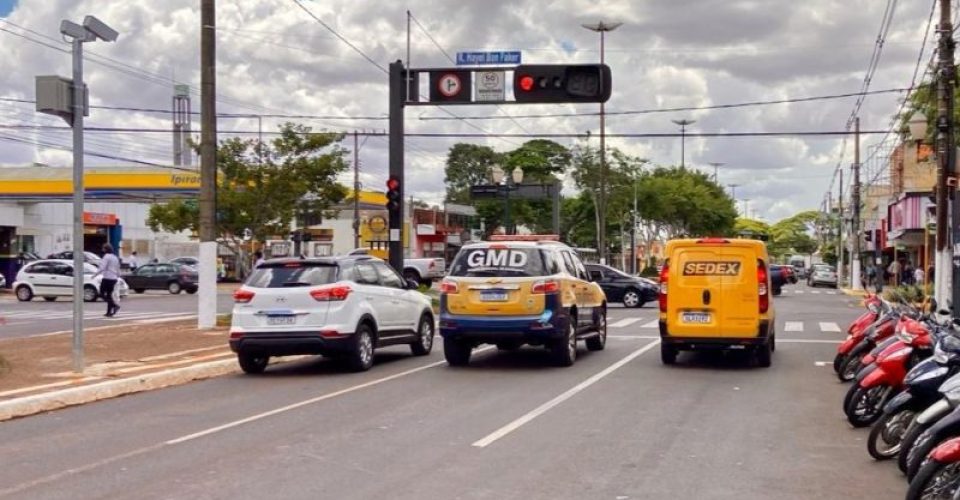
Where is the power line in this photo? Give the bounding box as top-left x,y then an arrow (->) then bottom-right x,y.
0,133 -> 188,169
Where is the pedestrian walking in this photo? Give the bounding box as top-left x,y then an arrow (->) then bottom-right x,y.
902,262 -> 914,286
93,243 -> 121,317
128,251 -> 139,271
888,259 -> 901,286
915,266 -> 925,287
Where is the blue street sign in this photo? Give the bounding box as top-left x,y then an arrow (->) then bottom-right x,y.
456,51 -> 522,66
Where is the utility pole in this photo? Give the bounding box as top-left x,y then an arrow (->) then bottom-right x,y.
709,162 -> 724,183
852,117 -> 862,290
838,169 -> 845,288
937,0 -> 959,311
353,130 -> 360,250
198,0 -> 217,329
672,119 -> 695,168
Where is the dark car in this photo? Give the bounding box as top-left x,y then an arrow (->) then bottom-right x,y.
584,263 -> 659,308
123,263 -> 198,294
767,265 -> 786,296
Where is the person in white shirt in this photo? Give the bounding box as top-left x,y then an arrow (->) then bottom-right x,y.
128,251 -> 139,271
915,266 -> 925,286
94,243 -> 122,317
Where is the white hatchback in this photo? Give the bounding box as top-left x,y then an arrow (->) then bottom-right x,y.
229,256 -> 435,374
13,259 -> 129,302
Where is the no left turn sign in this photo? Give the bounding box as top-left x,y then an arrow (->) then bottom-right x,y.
428,70 -> 472,102
438,73 -> 462,97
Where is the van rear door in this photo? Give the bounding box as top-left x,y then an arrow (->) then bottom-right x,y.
670,248 -> 723,337
718,249 -> 760,337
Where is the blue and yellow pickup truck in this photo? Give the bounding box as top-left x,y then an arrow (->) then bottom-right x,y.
439,235 -> 607,367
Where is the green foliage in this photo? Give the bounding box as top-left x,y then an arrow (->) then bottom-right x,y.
734,218 -> 771,240
635,166 -> 737,238
639,265 -> 660,278
768,211 -> 819,258
148,123 -> 348,244
883,285 -> 928,305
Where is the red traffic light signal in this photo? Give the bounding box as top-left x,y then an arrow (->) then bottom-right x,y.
513,64 -> 611,103
386,176 -> 401,212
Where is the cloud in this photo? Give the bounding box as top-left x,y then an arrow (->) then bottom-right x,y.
0,0 -> 934,222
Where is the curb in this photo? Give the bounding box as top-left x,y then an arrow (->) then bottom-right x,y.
841,288 -> 868,297
0,358 -> 239,422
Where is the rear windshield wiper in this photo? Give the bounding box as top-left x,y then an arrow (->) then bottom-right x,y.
281,281 -> 313,287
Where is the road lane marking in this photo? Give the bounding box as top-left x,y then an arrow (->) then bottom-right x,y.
819,322 -> 841,333
609,317 -> 643,328
814,361 -> 831,366
471,340 -> 660,448
608,335 -> 839,344
641,320 -> 659,328
811,290 -> 821,294
784,321 -> 803,332
166,347 -> 494,446
827,291 -> 837,295
795,290 -> 804,295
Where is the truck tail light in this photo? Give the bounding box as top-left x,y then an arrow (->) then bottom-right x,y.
440,280 -> 459,294
531,279 -> 560,294
658,261 -> 669,313
310,285 -> 352,302
758,260 -> 769,314
234,289 -> 255,304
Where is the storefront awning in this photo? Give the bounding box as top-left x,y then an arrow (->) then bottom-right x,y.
0,166 -> 199,202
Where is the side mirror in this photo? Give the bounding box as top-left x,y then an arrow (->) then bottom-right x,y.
406,279 -> 420,290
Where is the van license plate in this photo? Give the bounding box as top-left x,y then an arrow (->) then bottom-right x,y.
481,291 -> 508,302
681,312 -> 711,324
267,316 -> 296,326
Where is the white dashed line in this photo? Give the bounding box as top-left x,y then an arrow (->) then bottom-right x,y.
784,321 -> 803,332
819,322 -> 841,333
609,317 -> 643,328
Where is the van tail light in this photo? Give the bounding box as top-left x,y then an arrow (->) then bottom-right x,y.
757,260 -> 769,314
310,285 -> 352,302
658,261 -> 669,313
440,280 -> 459,294
234,289 -> 255,304
532,279 -> 560,294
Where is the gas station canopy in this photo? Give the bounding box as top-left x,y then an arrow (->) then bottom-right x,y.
0,166 -> 200,202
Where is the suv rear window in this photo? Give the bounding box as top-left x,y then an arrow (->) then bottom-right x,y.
448,247 -> 548,277
245,262 -> 338,288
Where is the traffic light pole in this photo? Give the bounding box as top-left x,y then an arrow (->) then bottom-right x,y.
388,61 -> 405,272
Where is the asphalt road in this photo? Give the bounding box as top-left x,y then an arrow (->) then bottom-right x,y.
0,283 -> 906,499
0,290 -> 236,339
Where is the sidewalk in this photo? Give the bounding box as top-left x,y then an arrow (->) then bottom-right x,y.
0,319 -> 239,421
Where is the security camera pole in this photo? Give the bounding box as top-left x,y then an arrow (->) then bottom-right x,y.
41,16 -> 118,372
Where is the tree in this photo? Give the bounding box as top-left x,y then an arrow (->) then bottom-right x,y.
571,144 -> 647,252
767,211 -> 820,260
634,166 -> 738,240
148,123 -> 348,259
734,218 -> 771,240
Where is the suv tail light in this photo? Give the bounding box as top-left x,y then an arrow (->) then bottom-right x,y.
531,279 -> 560,294
440,280 -> 459,294
310,285 -> 352,302
757,260 -> 769,314
658,261 -> 669,313
234,289 -> 255,304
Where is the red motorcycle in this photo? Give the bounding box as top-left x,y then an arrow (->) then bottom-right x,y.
906,436 -> 960,499
836,297 -> 898,382
843,313 -> 935,428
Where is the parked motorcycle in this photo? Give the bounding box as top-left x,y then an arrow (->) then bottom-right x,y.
905,436 -> 960,499
867,334 -> 960,460
844,313 -> 936,428
834,293 -> 883,373
837,301 -> 899,383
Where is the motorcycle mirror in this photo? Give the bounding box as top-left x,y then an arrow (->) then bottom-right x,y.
940,309 -> 952,316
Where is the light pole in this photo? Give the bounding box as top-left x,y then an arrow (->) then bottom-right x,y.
727,183 -> 740,200
672,119 -> 696,168
742,198 -> 751,218
582,20 -> 621,265
491,165 -> 524,235
708,161 -> 725,183
47,15 -> 118,373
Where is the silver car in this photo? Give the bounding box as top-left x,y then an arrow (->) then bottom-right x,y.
808,264 -> 838,288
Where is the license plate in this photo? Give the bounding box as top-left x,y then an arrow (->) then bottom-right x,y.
481,291 -> 508,302
681,312 -> 711,324
267,316 -> 297,326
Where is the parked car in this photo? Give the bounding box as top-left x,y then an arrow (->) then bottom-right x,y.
346,249 -> 444,287
767,265 -> 786,296
123,263 -> 198,294
13,259 -> 128,302
807,264 -> 838,288
229,255 -> 435,374
584,263 -> 658,308
46,250 -> 102,265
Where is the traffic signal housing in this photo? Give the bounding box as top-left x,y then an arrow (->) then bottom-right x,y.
513,64 -> 611,103
386,177 -> 401,212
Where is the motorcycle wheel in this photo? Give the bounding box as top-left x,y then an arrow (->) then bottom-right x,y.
838,343 -> 869,383
867,409 -> 915,460
907,427 -> 945,481
833,352 -> 845,374
845,384 -> 888,428
905,459 -> 960,500
901,420 -> 935,474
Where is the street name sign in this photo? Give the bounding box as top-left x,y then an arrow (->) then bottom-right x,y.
456,51 -> 521,66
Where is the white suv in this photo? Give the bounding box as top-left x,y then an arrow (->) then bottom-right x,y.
229,255 -> 435,374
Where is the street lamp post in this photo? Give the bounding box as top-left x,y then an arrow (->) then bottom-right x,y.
491,165 -> 524,235
708,161 -> 725,183
727,183 -> 740,200
672,119 -> 696,168
582,20 -> 621,264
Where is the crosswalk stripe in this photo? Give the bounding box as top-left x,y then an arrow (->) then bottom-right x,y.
784,321 -> 803,332
827,291 -> 837,295
819,322 -> 841,333
609,317 -> 643,328
641,320 -> 659,329
795,290 -> 804,294
811,291 -> 821,294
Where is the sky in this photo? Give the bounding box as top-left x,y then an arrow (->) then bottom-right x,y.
0,0 -> 939,222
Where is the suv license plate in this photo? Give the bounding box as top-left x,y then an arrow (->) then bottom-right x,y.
481,291 -> 508,302
681,312 -> 711,324
267,316 -> 296,326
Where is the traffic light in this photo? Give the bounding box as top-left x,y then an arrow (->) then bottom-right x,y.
386,177 -> 401,212
513,64 -> 611,103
